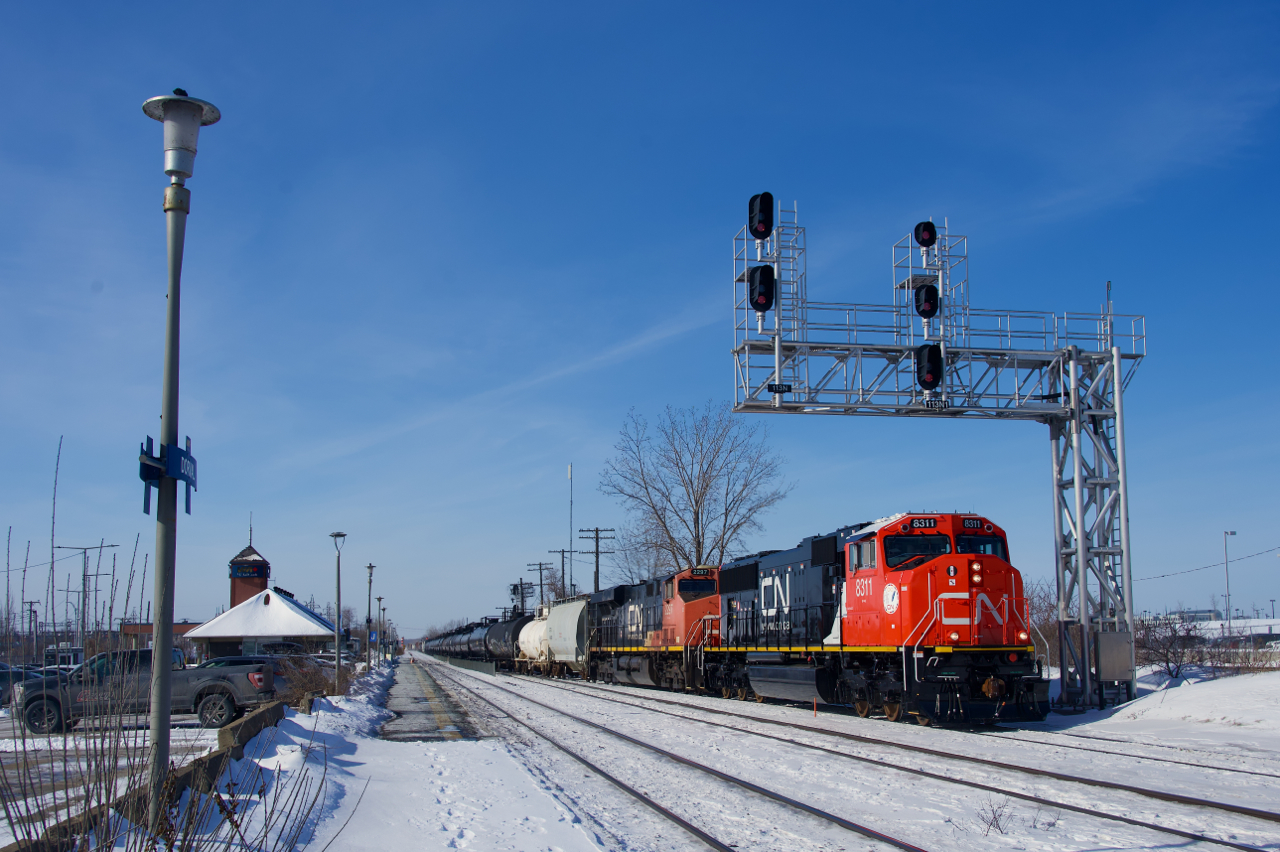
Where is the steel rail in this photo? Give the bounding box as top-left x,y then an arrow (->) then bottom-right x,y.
407,661 -> 733,852
424,659 -> 931,852
526,674 -> 1280,823
482,671 -> 1273,852
970,730 -> 1280,780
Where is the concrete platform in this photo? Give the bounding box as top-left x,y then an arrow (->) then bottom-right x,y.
379,659 -> 478,742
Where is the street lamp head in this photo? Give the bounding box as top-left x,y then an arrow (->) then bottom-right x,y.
1226,531 -> 1236,535
367,563 -> 375,578
330,531 -> 346,552
142,92 -> 220,182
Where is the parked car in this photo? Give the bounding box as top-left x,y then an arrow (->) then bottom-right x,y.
13,648 -> 277,734
0,664 -> 39,706
197,655 -> 321,696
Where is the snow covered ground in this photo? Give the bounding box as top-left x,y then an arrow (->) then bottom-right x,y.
4,658 -> 1277,851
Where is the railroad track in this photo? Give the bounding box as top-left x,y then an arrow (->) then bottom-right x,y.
521,671 -> 1280,821
419,658 -> 931,852
427,660 -> 1276,852
969,729 -> 1280,780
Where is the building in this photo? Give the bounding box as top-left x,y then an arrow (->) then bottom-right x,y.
229,544 -> 271,608
185,587 -> 336,658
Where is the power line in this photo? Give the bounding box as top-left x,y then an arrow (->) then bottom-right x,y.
1135,545 -> 1280,581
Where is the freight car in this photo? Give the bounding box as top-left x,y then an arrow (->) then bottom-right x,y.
425,512 -> 1050,725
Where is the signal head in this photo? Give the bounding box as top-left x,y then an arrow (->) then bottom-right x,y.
747,265 -> 775,313
913,283 -> 940,319
749,192 -> 774,241
915,343 -> 943,390
913,221 -> 937,248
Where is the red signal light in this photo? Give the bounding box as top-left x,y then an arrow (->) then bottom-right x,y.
914,283 -> 940,319
916,344 -> 943,390
913,221 -> 937,248
749,193 -> 774,241
747,266 -> 775,313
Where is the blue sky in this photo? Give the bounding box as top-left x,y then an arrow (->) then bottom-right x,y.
0,4 -> 1277,636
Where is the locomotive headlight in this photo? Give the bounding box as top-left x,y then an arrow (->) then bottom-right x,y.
1017,631 -> 1029,642
949,632 -> 960,641
970,561 -> 981,572
971,574 -> 982,584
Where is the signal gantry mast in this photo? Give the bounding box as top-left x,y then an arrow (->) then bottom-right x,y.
731,199 -> 1144,709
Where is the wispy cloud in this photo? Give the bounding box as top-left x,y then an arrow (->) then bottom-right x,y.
269,305 -> 719,473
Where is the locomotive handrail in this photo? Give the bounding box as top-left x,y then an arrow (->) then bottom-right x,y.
905,575 -> 941,686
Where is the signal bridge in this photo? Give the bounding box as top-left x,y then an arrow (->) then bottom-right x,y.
732,199 -> 1145,709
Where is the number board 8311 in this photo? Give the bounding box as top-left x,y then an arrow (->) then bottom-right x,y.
910,518 -> 937,529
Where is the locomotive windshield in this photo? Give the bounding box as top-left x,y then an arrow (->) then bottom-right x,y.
884,535 -> 952,571
956,535 -> 1009,561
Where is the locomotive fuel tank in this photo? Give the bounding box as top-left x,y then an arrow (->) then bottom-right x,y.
747,663 -> 837,704
611,655 -> 657,686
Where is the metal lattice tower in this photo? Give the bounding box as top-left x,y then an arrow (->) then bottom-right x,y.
731,206 -> 1145,707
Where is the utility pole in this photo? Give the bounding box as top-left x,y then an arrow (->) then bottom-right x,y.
578,528 -> 615,593
567,464 -> 573,597
380,603 -> 387,660
330,533 -> 346,692
375,596 -> 384,661
140,89 -> 218,834
1224,531 -> 1236,635
365,563 -> 375,671
527,562 -> 553,608
54,544 -> 116,653
548,549 -> 576,597
23,602 -> 39,665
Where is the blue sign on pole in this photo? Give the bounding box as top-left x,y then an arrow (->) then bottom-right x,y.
139,435 -> 198,515
370,631 -> 378,643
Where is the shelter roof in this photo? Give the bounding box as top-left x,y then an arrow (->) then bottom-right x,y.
186,589 -> 334,639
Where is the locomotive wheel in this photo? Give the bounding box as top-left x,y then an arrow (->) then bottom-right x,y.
754,693 -> 766,703
853,700 -> 871,718
721,686 -> 732,699
914,714 -> 932,726
736,686 -> 748,701
882,702 -> 904,722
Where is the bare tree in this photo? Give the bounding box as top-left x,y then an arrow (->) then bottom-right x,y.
599,403 -> 791,578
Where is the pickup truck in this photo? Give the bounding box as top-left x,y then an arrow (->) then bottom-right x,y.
13,649 -> 276,734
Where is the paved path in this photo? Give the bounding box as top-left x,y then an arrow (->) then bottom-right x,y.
379,659 -> 478,742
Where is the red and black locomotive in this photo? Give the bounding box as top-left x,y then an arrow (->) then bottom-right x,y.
427,511 -> 1050,725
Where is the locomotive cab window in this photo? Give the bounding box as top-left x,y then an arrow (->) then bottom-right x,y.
664,579 -> 674,600
677,579 -> 716,601
956,535 -> 1008,561
852,540 -> 877,570
884,535 -> 952,571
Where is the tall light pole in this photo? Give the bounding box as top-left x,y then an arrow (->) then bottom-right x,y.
365,563 -> 375,671
376,597 -> 384,660
330,532 -> 346,692
1224,531 -> 1236,635
141,89 -> 219,834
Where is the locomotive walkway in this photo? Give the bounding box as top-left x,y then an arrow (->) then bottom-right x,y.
380,657 -> 478,741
